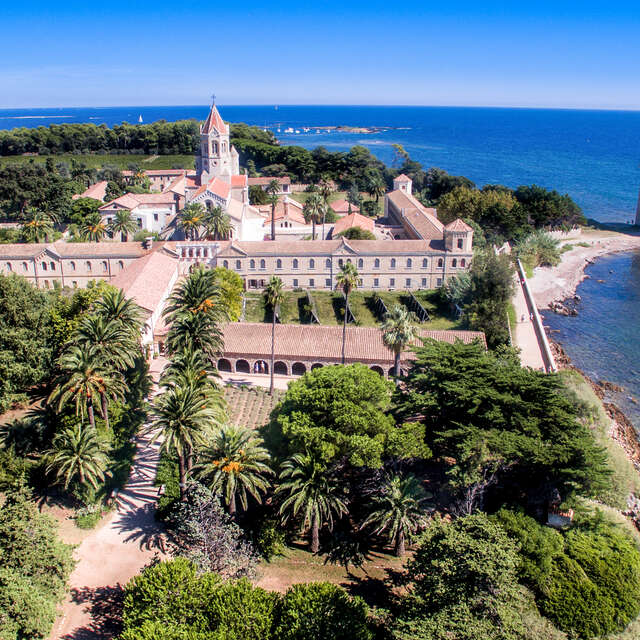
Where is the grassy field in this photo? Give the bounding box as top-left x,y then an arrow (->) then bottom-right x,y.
0,153 -> 195,170
242,289 -> 462,331
224,384 -> 283,430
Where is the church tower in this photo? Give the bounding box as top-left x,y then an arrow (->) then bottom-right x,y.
195,98 -> 240,185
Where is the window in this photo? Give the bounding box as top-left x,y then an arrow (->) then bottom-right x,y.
309,259 -> 315,269
457,238 -> 463,249
236,260 -> 241,270
86,261 -> 92,271
137,218 -> 143,228
260,259 -> 266,270
358,278 -> 363,287
276,259 -> 282,269
452,259 -> 457,268
43,280 -> 50,288
338,259 -> 344,267
223,260 -> 229,269
50,261 -> 55,271
72,281 -> 78,288
154,213 -> 159,222
22,262 -> 27,272
293,278 -> 298,287
100,261 -> 106,273
407,258 -> 412,268
406,278 -> 411,287
70,261 -> 76,271
250,259 -> 256,269
374,258 -> 380,269
437,278 -> 442,287
390,278 -> 395,287
41,262 -> 47,271
422,278 -> 427,287
358,258 -> 363,268
293,259 -> 299,269
5,262 -> 11,271
118,260 -> 124,271
325,278 -> 331,287
390,258 -> 396,269
309,278 -> 315,287
437,258 -> 443,268
461,258 -> 466,267
325,258 -> 331,269
374,278 -> 379,288
422,258 -> 428,268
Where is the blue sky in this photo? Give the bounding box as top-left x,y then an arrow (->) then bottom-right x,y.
2,1 -> 640,109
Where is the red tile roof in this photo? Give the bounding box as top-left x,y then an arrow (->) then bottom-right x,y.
231,175 -> 248,187
247,176 -> 292,186
99,191 -> 176,211
394,173 -> 412,182
330,199 -> 359,214
201,104 -> 228,135
332,212 -> 375,236
191,177 -> 231,200
445,219 -> 473,232
73,181 -> 108,202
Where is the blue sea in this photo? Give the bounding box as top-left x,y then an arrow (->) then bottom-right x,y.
2,104 -> 640,426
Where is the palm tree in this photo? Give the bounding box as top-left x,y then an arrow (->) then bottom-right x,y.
21,209 -> 54,243
49,345 -> 117,430
264,276 -> 284,396
265,179 -> 280,241
367,175 -> 386,215
194,424 -> 272,515
335,262 -> 359,365
46,423 -> 109,492
360,473 -> 430,557
94,288 -> 144,337
204,205 -> 232,240
381,305 -> 419,377
80,215 -> 107,242
179,203 -> 205,240
303,192 -> 326,240
147,383 -> 218,499
161,347 -> 219,391
276,454 -> 347,553
109,209 -> 137,241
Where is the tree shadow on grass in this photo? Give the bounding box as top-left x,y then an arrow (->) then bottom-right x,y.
341,565 -> 405,609
63,585 -> 124,639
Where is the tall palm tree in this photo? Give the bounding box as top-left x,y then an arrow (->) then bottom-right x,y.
194,424 -> 272,516
94,288 -> 144,337
147,383 -> 218,499
161,347 -> 219,391
335,262 -> 359,365
109,209 -> 137,241
21,209 -> 54,243
360,473 -> 429,557
46,423 -> 109,491
80,215 -> 107,242
179,203 -> 205,240
367,175 -> 386,215
302,192 -> 326,240
276,454 -> 347,553
49,345 -> 117,430
204,205 -> 232,240
381,305 -> 419,377
265,179 -> 280,241
264,276 -> 284,396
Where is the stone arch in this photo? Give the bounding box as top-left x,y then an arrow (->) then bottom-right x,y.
218,358 -> 232,372
388,367 -> 396,377
311,363 -> 323,370
253,360 -> 269,374
291,362 -> 306,376
235,359 -> 250,373
370,365 -> 384,376
274,361 -> 288,375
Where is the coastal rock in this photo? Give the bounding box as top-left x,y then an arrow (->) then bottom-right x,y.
597,279 -> 606,283
574,294 -> 581,301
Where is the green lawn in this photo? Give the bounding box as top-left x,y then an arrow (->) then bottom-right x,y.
243,289 -> 461,330
0,153 -> 195,170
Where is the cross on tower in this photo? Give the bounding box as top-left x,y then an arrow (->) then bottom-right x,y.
211,93 -> 216,106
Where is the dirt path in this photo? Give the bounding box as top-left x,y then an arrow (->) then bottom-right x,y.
512,275 -> 545,370
49,425 -> 166,639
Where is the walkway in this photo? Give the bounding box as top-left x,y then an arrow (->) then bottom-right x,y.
50,424 -> 166,639
512,274 -> 546,370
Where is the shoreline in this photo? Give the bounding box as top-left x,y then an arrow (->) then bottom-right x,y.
528,229 -> 640,309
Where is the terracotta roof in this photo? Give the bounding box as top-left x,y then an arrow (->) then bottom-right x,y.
330,199 -> 359,214
220,323 -> 486,363
201,104 -> 228,135
332,212 -> 375,236
231,175 -> 248,188
386,190 -> 443,241
247,176 -> 292,186
164,175 -> 187,195
51,241 -> 150,258
191,177 -> 231,201
0,243 -> 48,259
394,174 -> 412,182
73,181 -> 108,202
445,218 -> 473,232
99,191 -> 176,211
110,248 -> 179,313
256,197 -> 307,225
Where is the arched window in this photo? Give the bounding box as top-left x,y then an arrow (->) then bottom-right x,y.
43,280 -> 50,288
22,262 -> 27,272
309,259 -> 315,269
223,260 -> 229,269
41,262 -> 47,271
461,258 -> 466,267
374,258 -> 380,268
407,258 -> 412,268
422,258 -> 428,268
276,259 -> 282,269
325,258 -> 331,268
50,261 -> 55,271
70,261 -> 76,271
118,260 -> 124,270
236,260 -> 241,270
102,261 -> 108,273
250,259 -> 256,269
390,258 -> 396,269
5,262 -> 11,271
338,259 -> 344,267
358,258 -> 363,268
260,259 -> 266,269
72,281 -> 78,288
292,259 -> 299,269
452,259 -> 457,268
86,261 -> 92,271
437,258 -> 443,268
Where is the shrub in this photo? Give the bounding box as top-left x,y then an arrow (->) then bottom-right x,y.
256,518 -> 286,561
75,504 -> 102,529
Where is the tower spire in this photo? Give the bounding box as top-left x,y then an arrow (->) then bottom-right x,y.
211,93 -> 216,106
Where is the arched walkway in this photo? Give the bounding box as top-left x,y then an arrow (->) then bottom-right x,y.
274,361 -> 288,375
236,359 -> 250,373
291,362 -> 307,376
311,363 -> 323,370
218,358 -> 232,372
253,360 -> 269,374
370,365 -> 384,375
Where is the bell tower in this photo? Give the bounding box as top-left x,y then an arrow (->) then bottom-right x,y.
196,95 -> 238,185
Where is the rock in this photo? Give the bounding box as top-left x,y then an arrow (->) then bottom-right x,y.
597,279 -> 606,283
574,294 -> 581,301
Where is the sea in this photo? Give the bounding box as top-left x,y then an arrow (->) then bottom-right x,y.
1,104 -> 640,428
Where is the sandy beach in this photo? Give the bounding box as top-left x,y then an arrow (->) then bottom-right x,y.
528,228 -> 640,309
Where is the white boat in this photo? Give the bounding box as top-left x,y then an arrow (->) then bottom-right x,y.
316,129 -> 320,133
138,114 -> 143,123
277,128 -> 281,133
295,129 -> 300,134
303,127 -> 310,132
284,127 -> 294,133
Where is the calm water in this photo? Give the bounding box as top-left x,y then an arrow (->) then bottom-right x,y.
1,105 -> 639,224
542,251 -> 640,430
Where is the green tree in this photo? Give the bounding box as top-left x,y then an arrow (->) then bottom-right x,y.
265,179 -> 280,241
21,209 -> 54,243
337,226 -> 376,240
46,423 -> 109,492
69,196 -> 101,227
264,276 -> 284,395
335,262 -> 359,365
213,266 -> 243,322
361,473 -> 429,557
94,287 -> 144,336
179,203 -> 205,240
381,304 -> 419,377
195,424 -> 272,515
277,453 -> 347,553
79,213 -> 107,242
302,192 -> 326,240
108,209 -> 137,241
203,205 -> 232,240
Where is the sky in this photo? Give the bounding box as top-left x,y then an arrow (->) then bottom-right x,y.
2,1 -> 640,109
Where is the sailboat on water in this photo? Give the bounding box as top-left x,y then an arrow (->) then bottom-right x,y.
138,114 -> 143,123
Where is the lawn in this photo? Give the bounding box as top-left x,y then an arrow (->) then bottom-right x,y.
224,384 -> 283,430
242,289 -> 461,330
0,153 -> 195,170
